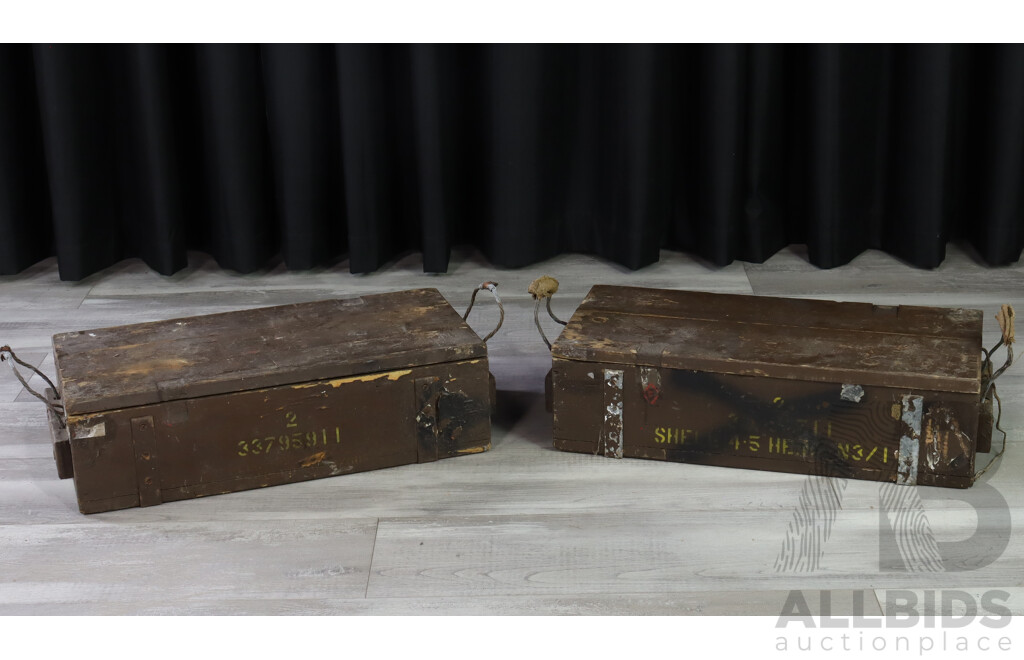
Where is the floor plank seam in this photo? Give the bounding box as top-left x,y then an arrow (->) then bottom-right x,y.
741,262 -> 756,293
77,283 -> 97,309
364,518 -> 380,599
871,588 -> 884,616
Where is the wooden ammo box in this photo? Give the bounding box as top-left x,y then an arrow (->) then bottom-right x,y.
47,289 -> 494,513
549,286 -> 996,488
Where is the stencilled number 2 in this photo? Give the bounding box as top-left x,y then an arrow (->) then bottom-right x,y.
285,411 -> 298,428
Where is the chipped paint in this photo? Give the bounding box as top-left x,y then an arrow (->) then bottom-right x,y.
840,384 -> 865,403
601,369 -> 624,459
293,368 -> 413,388
300,451 -> 327,468
456,444 -> 489,455
71,420 -> 106,439
317,460 -> 351,476
640,367 -> 661,405
896,394 -> 923,486
923,406 -> 971,472
292,361 -> 483,391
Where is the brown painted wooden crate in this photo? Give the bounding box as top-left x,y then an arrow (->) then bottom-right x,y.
48,289 -> 493,513
549,285 -> 992,488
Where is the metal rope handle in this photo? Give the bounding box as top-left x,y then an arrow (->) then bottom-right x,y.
529,276 -> 568,350
981,304 -> 1015,399
462,281 -> 505,344
974,384 -> 1007,483
1,345 -> 66,425
974,304 -> 1015,482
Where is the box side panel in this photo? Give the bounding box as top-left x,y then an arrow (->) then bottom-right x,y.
552,358 -> 978,488
551,359 -> 604,454
67,414 -> 139,506
67,358 -> 491,513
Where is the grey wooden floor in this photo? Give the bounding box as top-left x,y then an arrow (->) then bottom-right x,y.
1,244 -> 1021,615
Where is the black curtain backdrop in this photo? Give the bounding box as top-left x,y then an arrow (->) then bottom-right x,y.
1,44 -> 1022,280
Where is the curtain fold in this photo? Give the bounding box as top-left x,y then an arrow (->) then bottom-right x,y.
961,45 -> 1024,265
795,45 -> 892,267
1,44 -> 1021,281
262,44 -> 345,269
0,45 -> 51,274
32,44 -> 123,278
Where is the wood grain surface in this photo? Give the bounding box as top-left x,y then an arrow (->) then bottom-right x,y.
0,244 -> 1021,615
54,288 -> 484,414
553,286 -> 983,393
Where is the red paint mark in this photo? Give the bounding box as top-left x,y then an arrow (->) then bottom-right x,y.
643,383 -> 660,405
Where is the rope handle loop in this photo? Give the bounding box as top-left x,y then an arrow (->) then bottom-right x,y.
981,304 -> 1015,399
1,345 -> 66,426
529,276 -> 568,351
462,281 -> 504,344
975,305 -> 1015,483
974,385 -> 1006,483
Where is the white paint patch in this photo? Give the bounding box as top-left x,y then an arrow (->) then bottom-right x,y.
897,394 -> 922,486
840,384 -> 865,403
601,369 -> 624,459
72,421 -> 106,440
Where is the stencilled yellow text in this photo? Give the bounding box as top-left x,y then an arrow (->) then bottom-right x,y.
237,411 -> 340,458
653,427 -> 697,444
652,423 -> 890,464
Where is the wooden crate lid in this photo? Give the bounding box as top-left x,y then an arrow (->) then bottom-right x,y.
551,285 -> 983,394
53,289 -> 485,416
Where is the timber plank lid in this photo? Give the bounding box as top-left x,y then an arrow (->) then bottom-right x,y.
551,285 -> 983,395
54,288 -> 486,416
